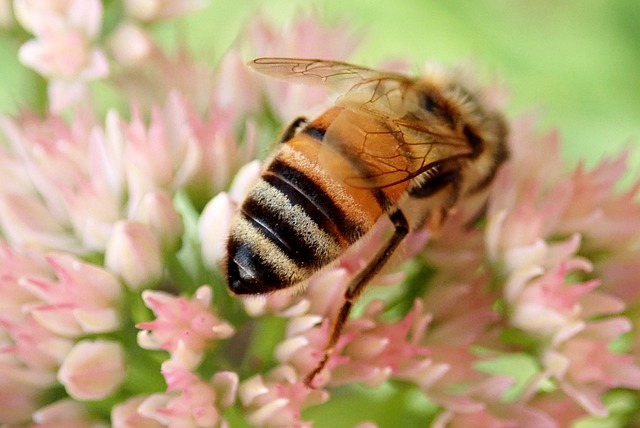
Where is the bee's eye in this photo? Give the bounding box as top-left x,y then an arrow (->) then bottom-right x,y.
419,93 -> 440,113
419,91 -> 454,125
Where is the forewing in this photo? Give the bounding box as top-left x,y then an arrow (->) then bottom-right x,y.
319,107 -> 471,190
253,58 -> 472,189
249,57 -> 401,92
250,57 -> 420,117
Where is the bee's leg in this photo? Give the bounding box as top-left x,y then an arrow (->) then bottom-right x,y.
304,209 -> 409,387
409,167 -> 461,205
305,168 -> 465,387
412,165 -> 485,231
410,167 -> 463,231
279,116 -> 308,143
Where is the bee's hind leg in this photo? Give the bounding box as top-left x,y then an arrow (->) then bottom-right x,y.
304,209 -> 409,387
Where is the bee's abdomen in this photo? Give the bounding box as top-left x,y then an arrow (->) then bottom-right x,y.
227,165 -> 358,295
264,159 -> 364,244
227,127 -> 381,295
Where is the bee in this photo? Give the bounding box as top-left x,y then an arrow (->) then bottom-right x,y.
226,57 -> 508,386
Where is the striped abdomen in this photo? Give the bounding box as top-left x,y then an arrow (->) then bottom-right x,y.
226,107 -> 410,295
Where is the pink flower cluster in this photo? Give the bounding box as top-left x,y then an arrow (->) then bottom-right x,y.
481,118 -> 640,418
0,245 -> 124,423
137,286 -> 235,369
1,3 -> 639,427
12,0 -> 206,112
416,117 -> 640,425
15,0 -> 108,111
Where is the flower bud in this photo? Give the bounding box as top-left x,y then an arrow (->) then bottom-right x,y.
32,399 -> 93,425
108,23 -> 152,67
0,193 -> 74,252
58,340 -> 126,400
124,0 -> 162,21
105,221 -> 163,290
112,395 -> 163,428
199,192 -> 235,268
134,191 -> 184,252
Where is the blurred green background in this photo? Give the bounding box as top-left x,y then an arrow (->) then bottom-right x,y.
1,0 -> 639,173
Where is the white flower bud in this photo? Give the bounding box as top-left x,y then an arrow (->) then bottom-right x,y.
58,340 -> 126,400
106,221 -> 163,290
134,191 -> 184,252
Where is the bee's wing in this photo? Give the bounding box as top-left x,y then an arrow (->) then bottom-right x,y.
253,58 -> 472,189
249,57 -> 403,92
320,106 -> 471,190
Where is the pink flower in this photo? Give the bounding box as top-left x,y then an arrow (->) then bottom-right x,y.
421,277 -> 499,349
133,191 -> 184,253
22,253 -> 122,336
508,259 -> 599,341
110,45 -> 262,130
0,244 -> 128,422
0,110 -> 122,253
138,369 -> 238,428
248,12 -> 361,68
274,315 -> 331,377
186,96 -> 259,201
120,89 -> 257,210
112,395 -> 163,428
526,392 -> 588,426
433,377 -> 557,428
108,22 -> 153,67
57,339 -> 126,400
0,245 -> 51,319
0,246 -> 64,422
478,117 -> 640,420
211,50 -> 263,121
1,313 -> 72,373
123,0 -> 206,22
597,248 -> 640,303
15,0 -> 109,111
0,95 -> 225,256
419,210 -> 486,285
105,221 -> 163,290
239,365 -> 328,427
0,380 -> 40,425
30,399 -> 99,427
542,318 -> 640,416
274,286 -> 454,393
329,300 -> 432,387
137,286 -> 235,369
124,98 -> 202,200
417,287 -> 502,412
0,351 -> 57,424
557,153 -> 640,248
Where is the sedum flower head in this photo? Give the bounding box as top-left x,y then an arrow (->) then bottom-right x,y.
0,4 -> 639,428
137,285 -> 235,369
15,0 -> 109,111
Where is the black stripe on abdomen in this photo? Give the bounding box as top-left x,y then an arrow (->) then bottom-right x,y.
265,159 -> 365,242
240,197 -> 319,268
226,236 -> 287,294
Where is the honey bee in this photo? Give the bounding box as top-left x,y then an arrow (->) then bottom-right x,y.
226,57 -> 508,386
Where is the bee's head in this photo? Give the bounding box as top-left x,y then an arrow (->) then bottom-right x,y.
415,65 -> 509,195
